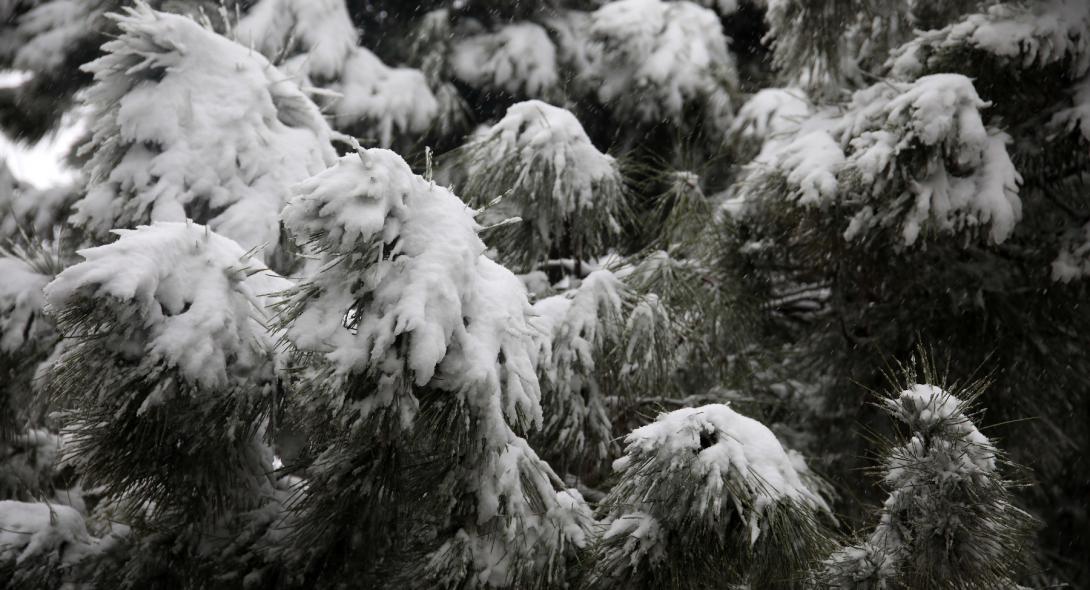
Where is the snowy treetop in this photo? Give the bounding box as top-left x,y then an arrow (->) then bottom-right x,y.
588,0 -> 736,133
890,0 -> 1090,80
615,403 -> 829,522
73,4 -> 336,261
44,222 -> 279,391
281,150 -> 542,432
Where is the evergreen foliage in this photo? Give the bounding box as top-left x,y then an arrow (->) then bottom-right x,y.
0,0 -> 1086,587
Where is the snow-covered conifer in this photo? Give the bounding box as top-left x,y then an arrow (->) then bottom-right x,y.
450,22 -> 560,99
453,100 -> 626,272
739,74 -> 1021,246
72,4 -> 336,269
238,0 -> 443,149
529,270 -> 624,476
275,148 -> 591,587
42,222 -> 281,523
822,381 -> 1037,588
0,500 -> 94,588
586,0 -> 737,141
586,403 -> 831,588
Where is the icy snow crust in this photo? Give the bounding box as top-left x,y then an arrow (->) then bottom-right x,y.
44,222 -> 280,391
740,74 -> 1022,245
73,5 -> 336,262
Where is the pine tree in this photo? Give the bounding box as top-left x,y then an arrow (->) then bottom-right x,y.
585,403 -> 831,589
822,375 -> 1037,588
0,0 -> 1087,587
273,147 -> 592,587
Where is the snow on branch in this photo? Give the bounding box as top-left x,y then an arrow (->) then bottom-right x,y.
587,403 -> 831,588
587,0 -> 737,137
235,0 -> 357,81
41,221 -> 282,522
822,384 -> 1037,588
889,0 -> 1090,80
45,222 -> 280,391
739,74 -> 1022,246
277,148 -> 592,585
450,22 -> 560,98
454,100 -> 626,271
73,4 -> 336,267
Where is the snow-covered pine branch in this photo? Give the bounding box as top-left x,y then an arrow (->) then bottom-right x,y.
234,0 -> 357,82
452,100 -> 626,272
586,403 -> 831,588
72,4 -> 336,271
0,500 -> 95,588
450,22 -> 560,99
529,270 -> 624,476
42,222 -> 282,523
888,0 -> 1090,82
822,383 -> 1037,588
275,148 -> 591,587
738,74 -> 1022,246
238,0 -> 442,149
587,0 -> 737,141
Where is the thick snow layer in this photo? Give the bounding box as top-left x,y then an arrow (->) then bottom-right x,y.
331,48 -> 439,147
889,0 -> 1090,79
235,0 -> 357,80
767,130 -> 844,206
615,403 -> 829,541
73,5 -> 336,261
530,271 -> 624,464
588,0 -> 736,132
0,500 -> 91,564
281,149 -> 590,582
451,22 -> 559,97
843,75 -> 1021,244
742,74 -> 1022,246
466,100 -> 620,216
44,222 -> 280,390
884,384 -> 996,480
281,149 -> 541,428
730,88 -> 812,149
0,255 -> 51,353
